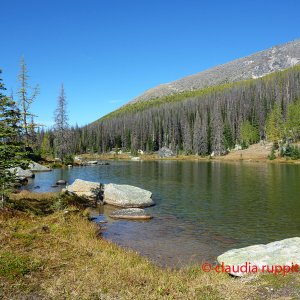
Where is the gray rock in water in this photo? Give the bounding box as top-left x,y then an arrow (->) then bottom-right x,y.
217,237 -> 300,276
66,179 -> 102,200
87,161 -> 98,165
98,161 -> 110,165
56,180 -> 67,185
104,183 -> 154,208
28,161 -> 51,172
131,156 -> 141,161
109,208 -> 153,220
158,147 -> 175,158
8,167 -> 34,178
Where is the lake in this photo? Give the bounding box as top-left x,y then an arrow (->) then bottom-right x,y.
25,160 -> 300,267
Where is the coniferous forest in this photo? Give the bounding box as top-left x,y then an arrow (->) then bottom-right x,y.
49,66 -> 300,157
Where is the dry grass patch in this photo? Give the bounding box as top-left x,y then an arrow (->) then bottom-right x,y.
1,200 -> 298,299
0,210 -> 256,300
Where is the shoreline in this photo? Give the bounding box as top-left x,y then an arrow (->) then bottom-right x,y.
1,194 -> 299,299
80,150 -> 300,165
1,191 -> 300,299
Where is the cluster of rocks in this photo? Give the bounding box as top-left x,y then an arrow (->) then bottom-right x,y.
65,179 -> 154,220
158,147 -> 175,158
74,157 -> 110,166
9,162 -> 52,187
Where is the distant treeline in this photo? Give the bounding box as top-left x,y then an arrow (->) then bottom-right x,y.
39,66 -> 300,156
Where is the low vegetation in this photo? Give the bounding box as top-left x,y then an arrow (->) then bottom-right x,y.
1,192 -> 300,299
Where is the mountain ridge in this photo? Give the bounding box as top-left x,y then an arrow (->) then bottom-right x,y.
127,39 -> 300,105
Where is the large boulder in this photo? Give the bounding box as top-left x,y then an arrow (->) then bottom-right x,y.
217,237 -> 300,276
109,208 -> 153,220
66,179 -> 102,200
104,183 -> 154,208
8,167 -> 34,178
158,147 -> 175,158
29,161 -> 51,172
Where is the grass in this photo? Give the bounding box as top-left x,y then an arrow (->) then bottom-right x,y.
1,192 -> 299,299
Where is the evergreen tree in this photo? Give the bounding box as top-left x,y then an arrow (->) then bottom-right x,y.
0,71 -> 26,207
193,111 -> 208,155
211,103 -> 225,155
40,131 -> 52,157
193,111 -> 202,155
240,120 -> 259,147
286,98 -> 300,140
266,104 -> 284,142
223,123 -> 234,150
53,84 -> 71,161
17,57 -> 39,147
182,117 -> 192,154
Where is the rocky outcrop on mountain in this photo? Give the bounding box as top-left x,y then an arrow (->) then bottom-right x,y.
128,39 -> 300,104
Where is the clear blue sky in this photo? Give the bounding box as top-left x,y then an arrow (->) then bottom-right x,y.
1,0 -> 299,127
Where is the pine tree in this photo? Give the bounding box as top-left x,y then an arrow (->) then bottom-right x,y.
286,98 -> 300,140
211,103 -> 225,155
17,57 -> 39,147
0,71 -> 27,208
182,117 -> 192,154
40,131 -> 52,157
240,120 -> 259,147
266,103 -> 284,143
53,84 -> 71,161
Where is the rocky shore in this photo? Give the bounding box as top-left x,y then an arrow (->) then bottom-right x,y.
65,179 -> 154,219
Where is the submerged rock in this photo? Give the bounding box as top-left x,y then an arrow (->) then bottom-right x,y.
104,183 -> 154,208
158,147 -> 175,158
98,161 -> 110,165
66,179 -> 102,200
56,180 -> 67,185
28,161 -> 51,172
217,237 -> 300,276
87,161 -> 98,165
109,208 -> 153,220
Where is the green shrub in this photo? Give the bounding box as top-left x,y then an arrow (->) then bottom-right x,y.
281,144 -> 300,160
268,147 -> 276,160
63,154 -> 74,165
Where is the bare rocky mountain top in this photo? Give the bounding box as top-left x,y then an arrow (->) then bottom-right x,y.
129,39 -> 300,104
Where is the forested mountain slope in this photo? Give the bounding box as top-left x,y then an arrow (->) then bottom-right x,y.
128,39 -> 300,104
79,66 -> 300,155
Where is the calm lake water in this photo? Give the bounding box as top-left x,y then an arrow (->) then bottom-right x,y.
25,161 -> 300,267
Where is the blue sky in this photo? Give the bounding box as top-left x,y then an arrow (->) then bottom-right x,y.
1,0 -> 299,127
